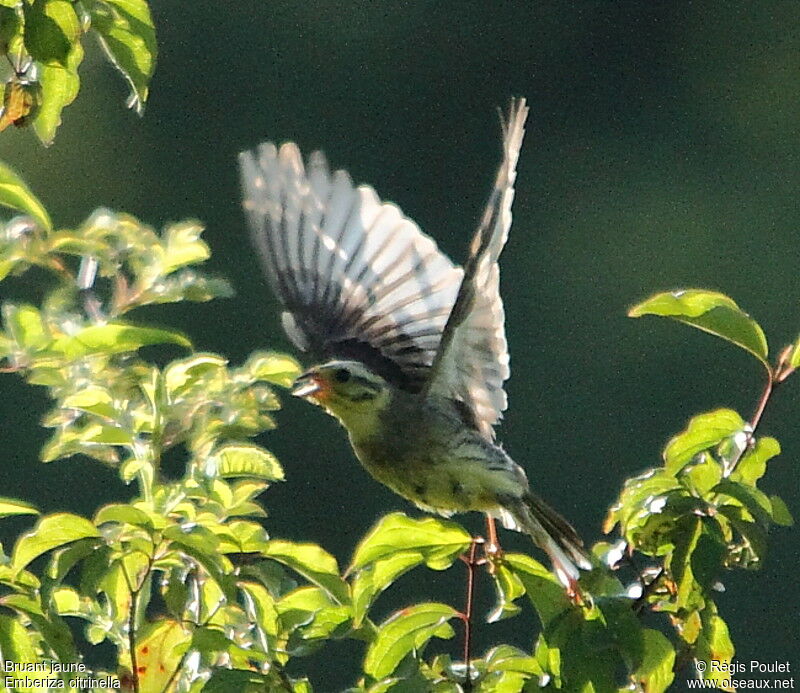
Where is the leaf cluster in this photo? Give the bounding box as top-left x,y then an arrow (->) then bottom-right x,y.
0,0 -> 156,144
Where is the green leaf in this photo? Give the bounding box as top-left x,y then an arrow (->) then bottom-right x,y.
89,0 -> 156,114
161,220 -> 209,272
135,620 -> 192,693
94,503 -> 154,529
770,495 -> 794,527
629,289 -> 768,364
663,409 -> 746,475
0,498 -> 39,518
277,586 -> 351,655
32,40 -> 83,145
0,161 -> 51,230
503,553 -> 572,628
487,560 -> 525,622
23,0 -> 79,64
0,614 -> 39,675
630,629 -> 675,692
48,322 -> 191,357
246,351 -> 302,388
61,386 -> 117,420
163,352 -> 227,394
695,605 -> 735,688
208,444 -> 284,482
788,337 -> 800,369
349,513 -> 471,573
3,303 -> 49,350
730,437 -> 780,486
713,479 -> 773,527
265,540 -> 349,605
351,550 -> 427,626
12,513 -> 100,572
364,602 -> 457,680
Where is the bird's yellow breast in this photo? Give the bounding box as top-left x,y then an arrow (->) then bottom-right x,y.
348,394 -> 524,515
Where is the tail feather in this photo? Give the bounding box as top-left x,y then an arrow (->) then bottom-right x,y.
500,492 -> 592,586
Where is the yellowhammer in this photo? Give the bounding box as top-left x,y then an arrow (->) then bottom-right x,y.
239,98 -> 591,590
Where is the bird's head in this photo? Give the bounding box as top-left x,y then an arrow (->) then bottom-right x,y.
291,360 -> 391,435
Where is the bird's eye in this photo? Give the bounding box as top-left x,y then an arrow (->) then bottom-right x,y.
334,368 -> 351,383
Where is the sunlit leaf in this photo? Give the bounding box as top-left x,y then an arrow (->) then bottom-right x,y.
61,386 -> 117,420
364,602 -> 457,680
0,498 -> 39,518
694,606 -> 735,691
0,614 -> 39,676
23,0 -> 79,64
163,352 -> 227,394
246,351 -> 302,388
89,0 -> 156,114
208,444 -> 284,482
487,560 -> 525,623
49,322 -> 191,357
663,409 -> 746,475
31,41 -> 83,145
277,586 -> 351,655
503,553 -> 571,628
629,289 -> 768,365
630,629 -> 675,692
12,513 -> 100,571
3,303 -> 49,350
0,162 -> 51,230
350,513 -> 471,573
730,437 -> 780,486
265,540 -> 348,605
351,550 -> 427,627
238,580 -> 279,648
94,503 -> 154,530
135,620 -> 192,693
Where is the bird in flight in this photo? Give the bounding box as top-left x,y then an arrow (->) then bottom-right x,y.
239,98 -> 591,590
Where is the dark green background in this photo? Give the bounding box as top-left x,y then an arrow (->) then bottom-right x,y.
1,1 -> 798,688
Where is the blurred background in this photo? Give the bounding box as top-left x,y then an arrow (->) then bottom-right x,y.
1,1 -> 798,687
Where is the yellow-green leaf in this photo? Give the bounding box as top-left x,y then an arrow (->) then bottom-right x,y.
350,513 -> 471,573
0,498 -> 39,519
23,0 -> 79,64
246,351 -> 302,388
31,40 -> 83,145
90,0 -> 156,114
364,602 -> 457,679
12,513 -> 100,571
663,409 -> 746,475
0,161 -> 51,230
265,539 -> 348,605
629,289 -> 768,365
208,444 -> 284,481
49,322 -> 191,357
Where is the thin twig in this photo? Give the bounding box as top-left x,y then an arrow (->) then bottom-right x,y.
128,588 -> 140,693
729,345 -> 793,475
459,537 -> 481,691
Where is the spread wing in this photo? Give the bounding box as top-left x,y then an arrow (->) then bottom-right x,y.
239,142 -> 464,392
425,98 -> 529,439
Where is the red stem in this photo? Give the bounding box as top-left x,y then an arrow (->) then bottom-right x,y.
460,537 -> 480,690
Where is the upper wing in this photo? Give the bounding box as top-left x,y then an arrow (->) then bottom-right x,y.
239,142 -> 464,392
425,98 -> 529,439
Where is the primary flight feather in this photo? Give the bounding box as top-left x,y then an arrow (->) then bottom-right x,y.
239,98 -> 591,588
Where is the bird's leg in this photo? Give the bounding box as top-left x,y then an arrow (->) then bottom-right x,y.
481,515 -> 504,574
457,536 -> 482,691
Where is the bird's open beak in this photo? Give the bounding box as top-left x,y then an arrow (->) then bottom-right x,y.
291,370 -> 323,398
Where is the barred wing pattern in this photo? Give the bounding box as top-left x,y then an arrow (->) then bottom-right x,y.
426,98 -> 529,439
239,142 -> 464,392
